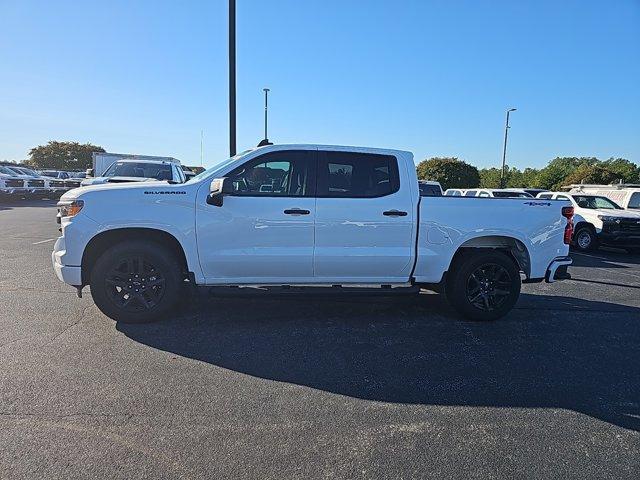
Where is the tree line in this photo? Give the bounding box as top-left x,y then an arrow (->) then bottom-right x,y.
417,156 -> 640,191
8,141 -> 640,190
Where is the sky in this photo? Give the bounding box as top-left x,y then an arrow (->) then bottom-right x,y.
0,0 -> 639,169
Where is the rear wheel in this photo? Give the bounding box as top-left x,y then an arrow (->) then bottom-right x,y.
90,241 -> 183,323
573,226 -> 598,252
446,250 -> 521,321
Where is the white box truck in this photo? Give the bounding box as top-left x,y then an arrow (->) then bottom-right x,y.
90,152 -> 181,177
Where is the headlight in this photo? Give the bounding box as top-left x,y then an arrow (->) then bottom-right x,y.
57,199 -> 84,218
597,215 -> 620,223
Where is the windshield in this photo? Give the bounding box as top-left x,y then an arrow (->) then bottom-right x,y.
17,167 -> 38,176
103,161 -> 173,180
186,149 -> 254,183
571,195 -> 622,210
493,191 -> 533,198
0,166 -> 18,175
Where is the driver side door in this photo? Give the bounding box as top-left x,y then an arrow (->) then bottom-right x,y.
196,149 -> 317,283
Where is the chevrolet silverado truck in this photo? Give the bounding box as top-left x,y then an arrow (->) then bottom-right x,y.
52,144 -> 573,323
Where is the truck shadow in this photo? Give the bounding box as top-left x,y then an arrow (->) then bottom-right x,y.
118,292 -> 640,432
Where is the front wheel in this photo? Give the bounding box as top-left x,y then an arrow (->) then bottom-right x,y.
90,240 -> 183,323
446,250 -> 521,321
573,226 -> 598,252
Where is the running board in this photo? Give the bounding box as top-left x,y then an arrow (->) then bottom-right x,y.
203,284 -> 420,297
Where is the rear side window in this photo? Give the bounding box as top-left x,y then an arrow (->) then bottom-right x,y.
317,151 -> 399,198
537,193 -> 553,199
464,190 -> 476,197
628,192 -> 640,209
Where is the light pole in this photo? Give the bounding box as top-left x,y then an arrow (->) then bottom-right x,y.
229,0 -> 236,157
500,108 -> 516,188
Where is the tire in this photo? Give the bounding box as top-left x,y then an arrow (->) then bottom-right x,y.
90,240 -> 183,323
573,226 -> 598,252
446,250 -> 521,321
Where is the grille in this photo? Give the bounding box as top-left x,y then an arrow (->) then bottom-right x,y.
618,219 -> 640,234
5,179 -> 23,188
64,180 -> 81,188
27,179 -> 45,187
50,180 -> 65,187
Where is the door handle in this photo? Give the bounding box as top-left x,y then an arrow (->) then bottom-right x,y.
284,208 -> 310,215
383,210 -> 408,217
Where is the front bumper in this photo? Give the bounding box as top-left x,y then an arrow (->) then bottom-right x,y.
52,237 -> 82,286
545,256 -> 573,283
597,232 -> 640,248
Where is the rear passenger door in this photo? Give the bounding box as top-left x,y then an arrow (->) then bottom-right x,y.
313,149 -> 415,282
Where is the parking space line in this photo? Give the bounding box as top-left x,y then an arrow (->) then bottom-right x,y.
32,238 -> 56,245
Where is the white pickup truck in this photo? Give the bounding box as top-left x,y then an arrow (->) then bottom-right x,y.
52,144 -> 573,323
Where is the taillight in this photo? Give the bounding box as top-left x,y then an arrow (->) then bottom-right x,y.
562,206 -> 574,245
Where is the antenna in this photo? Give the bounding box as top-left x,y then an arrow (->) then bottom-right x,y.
200,130 -> 203,167
257,88 -> 273,147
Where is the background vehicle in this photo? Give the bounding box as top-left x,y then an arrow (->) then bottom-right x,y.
39,170 -> 71,180
90,152 -> 181,178
53,144 -> 573,324
536,191 -> 640,252
418,180 -> 443,196
0,166 -> 27,198
2,165 -> 49,198
10,166 -> 68,198
464,188 -> 534,198
81,159 -> 186,186
568,184 -> 640,211
444,188 -> 465,196
504,188 -> 549,197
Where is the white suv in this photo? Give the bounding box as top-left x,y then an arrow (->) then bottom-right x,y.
536,191 -> 640,253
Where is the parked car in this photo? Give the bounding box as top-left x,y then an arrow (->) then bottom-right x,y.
0,166 -> 27,198
81,159 -> 186,186
3,166 -> 49,198
568,184 -> 640,211
444,188 -> 466,196
53,144 -> 573,324
536,191 -> 640,253
418,180 -> 443,196
464,189 -> 534,198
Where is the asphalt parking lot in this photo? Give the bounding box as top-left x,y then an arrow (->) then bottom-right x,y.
1,199 -> 639,479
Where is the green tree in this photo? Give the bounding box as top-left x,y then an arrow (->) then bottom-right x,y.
27,141 -> 105,170
601,158 -> 640,184
563,163 -> 620,186
535,157 -> 598,190
479,167 -> 503,188
416,157 -> 480,190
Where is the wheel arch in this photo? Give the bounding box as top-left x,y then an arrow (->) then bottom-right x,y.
81,227 -> 190,286
451,235 -> 531,278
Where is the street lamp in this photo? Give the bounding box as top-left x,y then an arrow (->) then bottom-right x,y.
229,0 -> 236,157
500,108 -> 516,188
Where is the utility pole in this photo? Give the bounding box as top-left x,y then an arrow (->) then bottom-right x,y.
229,0 -> 236,157
263,88 -> 270,142
500,108 -> 516,188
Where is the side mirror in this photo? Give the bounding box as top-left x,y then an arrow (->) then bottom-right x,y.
207,177 -> 232,206
86,168 -> 94,177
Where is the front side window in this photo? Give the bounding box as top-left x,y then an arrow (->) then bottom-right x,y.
226,150 -> 313,197
464,190 -> 476,197
316,151 -> 399,198
571,195 -> 622,210
537,193 -> 553,199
